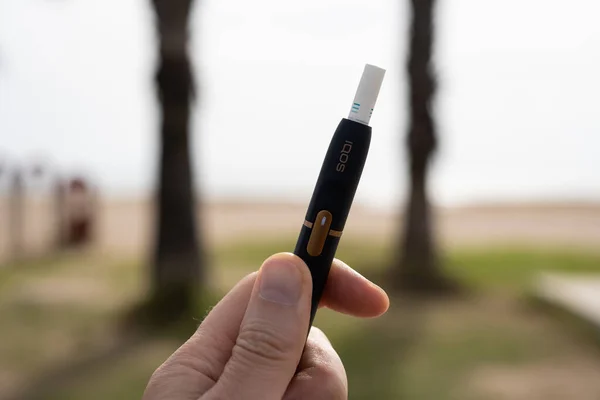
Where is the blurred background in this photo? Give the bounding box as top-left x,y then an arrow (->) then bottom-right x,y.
1,0 -> 600,399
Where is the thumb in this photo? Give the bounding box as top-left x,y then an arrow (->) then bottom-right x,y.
207,253 -> 313,400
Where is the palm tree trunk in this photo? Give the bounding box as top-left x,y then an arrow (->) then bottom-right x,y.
54,178 -> 67,249
149,0 -> 203,320
9,170 -> 24,262
392,0 -> 453,293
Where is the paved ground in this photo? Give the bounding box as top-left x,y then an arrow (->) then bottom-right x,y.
535,273 -> 600,330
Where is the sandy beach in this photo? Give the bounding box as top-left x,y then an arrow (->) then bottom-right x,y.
2,197 -> 599,264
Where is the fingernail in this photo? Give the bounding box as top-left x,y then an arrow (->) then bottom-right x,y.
259,259 -> 303,305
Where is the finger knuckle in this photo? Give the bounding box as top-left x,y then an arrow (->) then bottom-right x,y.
234,320 -> 295,366
316,365 -> 348,400
285,364 -> 347,400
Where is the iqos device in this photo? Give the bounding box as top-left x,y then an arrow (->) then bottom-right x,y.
293,64 -> 386,326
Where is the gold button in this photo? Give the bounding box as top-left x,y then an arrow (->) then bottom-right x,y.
306,210 -> 333,256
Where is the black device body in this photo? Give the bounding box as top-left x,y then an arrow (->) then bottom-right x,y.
293,118 -> 371,326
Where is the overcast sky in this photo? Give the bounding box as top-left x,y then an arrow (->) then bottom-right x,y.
0,0 -> 598,208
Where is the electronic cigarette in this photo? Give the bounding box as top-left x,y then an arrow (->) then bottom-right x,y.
293,64 -> 385,326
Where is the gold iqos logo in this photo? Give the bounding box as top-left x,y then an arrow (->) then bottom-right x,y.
335,141 -> 353,172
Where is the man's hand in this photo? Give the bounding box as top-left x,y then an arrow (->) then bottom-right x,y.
143,252 -> 389,400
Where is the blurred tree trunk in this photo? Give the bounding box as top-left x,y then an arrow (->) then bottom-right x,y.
9,170 -> 24,262
53,179 -> 66,249
149,0 -> 203,321
392,0 -> 454,293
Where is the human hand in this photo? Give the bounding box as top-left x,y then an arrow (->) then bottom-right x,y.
143,252 -> 389,400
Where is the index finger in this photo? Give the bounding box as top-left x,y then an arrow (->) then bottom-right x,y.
149,255 -> 386,397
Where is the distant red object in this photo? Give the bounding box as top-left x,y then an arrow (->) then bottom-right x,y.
65,177 -> 94,246
70,178 -> 86,191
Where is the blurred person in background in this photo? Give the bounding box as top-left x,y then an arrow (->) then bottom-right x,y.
65,177 -> 94,246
